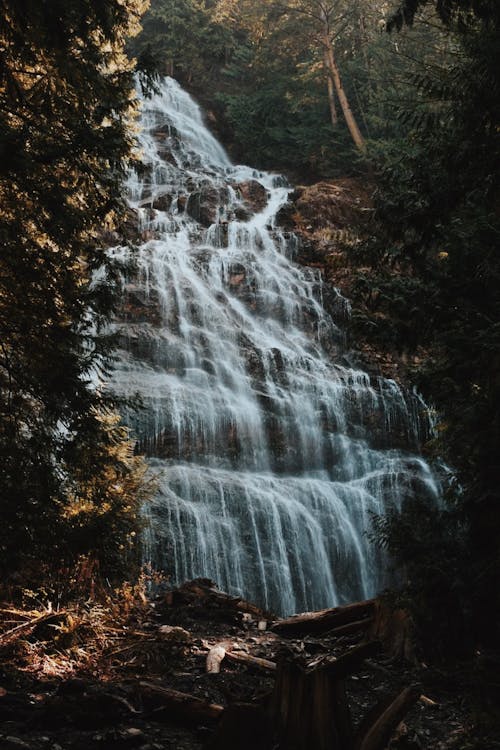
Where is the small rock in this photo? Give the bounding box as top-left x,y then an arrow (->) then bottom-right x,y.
120,727 -> 145,744
157,625 -> 191,642
122,728 -> 143,737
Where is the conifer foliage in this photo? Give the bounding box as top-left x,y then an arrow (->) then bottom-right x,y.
0,0 -> 150,584
353,0 -> 500,654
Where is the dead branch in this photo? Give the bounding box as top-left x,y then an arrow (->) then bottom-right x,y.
0,611 -> 66,648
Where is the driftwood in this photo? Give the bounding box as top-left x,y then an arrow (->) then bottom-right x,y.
153,586 -> 420,749
139,681 -> 223,723
328,617 -> 374,638
419,694 -> 439,707
323,641 -> 381,679
271,599 -> 375,637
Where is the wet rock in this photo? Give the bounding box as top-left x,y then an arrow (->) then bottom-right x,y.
228,273 -> 245,287
157,625 -> 192,644
231,180 -> 268,214
152,124 -> 171,138
275,201 -> 295,230
121,207 -> 141,242
152,194 -> 172,212
186,183 -> 229,227
233,206 -> 251,221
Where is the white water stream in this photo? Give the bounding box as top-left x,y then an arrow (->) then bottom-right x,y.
111,78 -> 439,615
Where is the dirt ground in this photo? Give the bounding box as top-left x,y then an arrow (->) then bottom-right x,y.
0,580 -> 495,750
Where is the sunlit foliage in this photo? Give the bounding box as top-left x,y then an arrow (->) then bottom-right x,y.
0,0 -> 150,584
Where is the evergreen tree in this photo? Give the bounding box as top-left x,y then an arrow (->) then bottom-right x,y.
353,0 -> 500,654
0,0 -> 150,585
129,0 -> 233,82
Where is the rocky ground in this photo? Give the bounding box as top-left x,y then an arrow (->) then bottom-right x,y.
0,579 -> 491,750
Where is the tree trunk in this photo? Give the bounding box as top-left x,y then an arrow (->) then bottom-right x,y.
324,50 -> 338,127
270,659 -> 349,750
323,36 -> 366,152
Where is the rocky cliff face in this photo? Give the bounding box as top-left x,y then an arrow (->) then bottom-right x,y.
283,179 -> 425,382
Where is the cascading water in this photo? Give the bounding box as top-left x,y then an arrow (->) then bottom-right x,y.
111,77 -> 439,615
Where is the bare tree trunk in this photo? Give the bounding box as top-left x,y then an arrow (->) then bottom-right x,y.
324,51 -> 338,127
323,36 -> 366,152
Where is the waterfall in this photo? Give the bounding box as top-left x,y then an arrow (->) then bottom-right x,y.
111,77 -> 439,615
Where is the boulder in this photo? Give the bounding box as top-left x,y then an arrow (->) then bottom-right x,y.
152,193 -> 172,212
232,179 -> 268,214
186,182 -> 229,226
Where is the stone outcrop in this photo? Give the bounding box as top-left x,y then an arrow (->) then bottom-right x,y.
231,179 -> 268,214
186,181 -> 229,226
286,178 -> 420,381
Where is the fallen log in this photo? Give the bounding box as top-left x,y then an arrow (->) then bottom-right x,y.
225,650 -> 277,672
171,579 -> 272,620
271,599 -> 375,637
139,681 -> 223,724
322,641 -> 381,680
327,617 -> 375,638
355,685 -> 421,750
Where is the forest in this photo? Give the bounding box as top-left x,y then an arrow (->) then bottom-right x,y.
0,0 -> 499,748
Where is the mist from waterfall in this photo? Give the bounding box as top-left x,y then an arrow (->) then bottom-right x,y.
110,77 -> 439,615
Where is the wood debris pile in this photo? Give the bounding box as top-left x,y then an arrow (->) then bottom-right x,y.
0,580 -> 468,750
